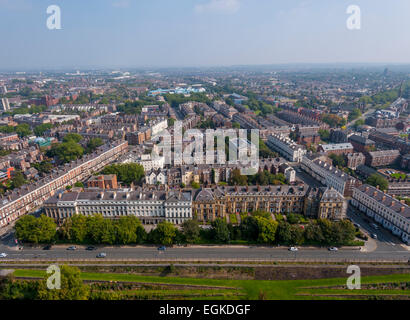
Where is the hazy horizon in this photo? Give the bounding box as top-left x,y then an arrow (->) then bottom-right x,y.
1,0 -> 410,70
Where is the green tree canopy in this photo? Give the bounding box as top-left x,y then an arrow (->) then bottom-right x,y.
181,219 -> 200,244
149,221 -> 177,245
86,138 -> 104,153
101,163 -> 145,185
63,133 -> 83,143
15,124 -> 32,137
34,123 -> 53,136
366,174 -> 388,191
211,218 -> 230,243
15,215 -> 57,244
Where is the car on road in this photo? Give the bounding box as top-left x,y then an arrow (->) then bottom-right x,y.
86,246 -> 96,251
0,253 -> 8,258
96,252 -> 106,258
364,218 -> 370,223
354,223 -> 361,228
288,247 -> 298,252
67,246 -> 77,251
371,223 -> 379,230
158,246 -> 166,251
328,247 -> 338,251
43,245 -> 52,250
371,233 -> 378,239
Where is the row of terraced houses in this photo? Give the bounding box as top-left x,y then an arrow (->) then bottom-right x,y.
0,141 -> 128,231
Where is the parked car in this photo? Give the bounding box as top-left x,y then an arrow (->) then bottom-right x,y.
67,246 -> 77,251
328,247 -> 338,251
43,245 -> 52,250
371,223 -> 379,230
289,247 -> 298,252
157,246 -> 166,251
371,233 -> 378,239
0,253 -> 8,258
354,223 -> 361,228
86,246 -> 96,251
96,252 -> 106,258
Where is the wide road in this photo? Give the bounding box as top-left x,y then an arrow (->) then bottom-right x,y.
0,246 -> 408,262
0,243 -> 408,263
1,208 -> 408,263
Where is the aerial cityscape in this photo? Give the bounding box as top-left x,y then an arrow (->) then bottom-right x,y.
0,0 -> 409,310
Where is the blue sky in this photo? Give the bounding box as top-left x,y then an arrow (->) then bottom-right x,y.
1,0 -> 409,69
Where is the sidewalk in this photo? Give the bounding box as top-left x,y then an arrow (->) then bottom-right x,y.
400,244 -> 410,251
360,238 -> 377,253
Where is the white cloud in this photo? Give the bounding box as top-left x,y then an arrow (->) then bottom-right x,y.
112,0 -> 130,8
195,0 -> 240,14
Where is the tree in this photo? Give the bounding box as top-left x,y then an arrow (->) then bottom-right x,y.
228,169 -> 248,186
15,215 -> 57,244
255,216 -> 278,244
115,216 -> 145,244
60,214 -> 88,243
321,114 -> 346,128
11,171 -> 26,189
330,220 -> 356,245
211,218 -> 230,243
150,221 -> 177,245
101,163 -> 145,185
329,153 -> 346,168
85,214 -> 106,244
37,265 -> 89,300
251,210 -> 271,219
366,174 -> 388,191
34,123 -> 53,136
63,133 -> 83,143
277,222 -> 304,245
241,216 -> 259,241
51,141 -> 84,163
15,124 -> 32,137
32,161 -> 53,174
0,125 -> 15,134
354,119 -> 365,128
318,129 -> 330,142
287,213 -> 301,224
74,181 -> 84,188
348,108 -> 362,122
181,220 -> 200,243
86,138 -> 104,153
190,181 -> 200,189
304,223 -> 325,244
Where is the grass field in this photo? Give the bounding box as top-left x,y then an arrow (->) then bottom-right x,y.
12,269 -> 410,300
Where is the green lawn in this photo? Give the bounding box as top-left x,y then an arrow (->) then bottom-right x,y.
12,269 -> 410,300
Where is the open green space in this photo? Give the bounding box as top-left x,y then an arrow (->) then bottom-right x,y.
12,269 -> 410,300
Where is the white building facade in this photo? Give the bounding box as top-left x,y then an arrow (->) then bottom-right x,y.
351,184 -> 410,244
267,134 -> 306,162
